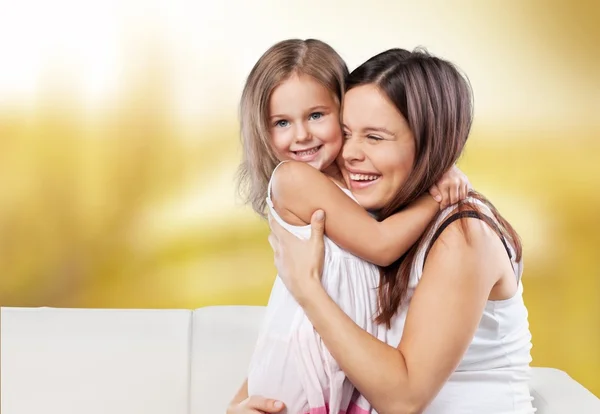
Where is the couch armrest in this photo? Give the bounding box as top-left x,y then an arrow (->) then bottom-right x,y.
531,367 -> 600,413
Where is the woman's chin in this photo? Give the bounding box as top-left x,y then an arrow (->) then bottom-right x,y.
352,195 -> 379,212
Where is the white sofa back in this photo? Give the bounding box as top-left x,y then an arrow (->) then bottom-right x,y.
2,306 -> 599,414
1,308 -> 192,414
190,306 -> 266,413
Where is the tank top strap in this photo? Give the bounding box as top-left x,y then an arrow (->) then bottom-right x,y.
422,203 -> 520,283
423,210 -> 513,263
266,160 -> 291,209
409,198 -> 522,289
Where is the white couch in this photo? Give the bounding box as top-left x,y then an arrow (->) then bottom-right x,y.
1,306 -> 598,414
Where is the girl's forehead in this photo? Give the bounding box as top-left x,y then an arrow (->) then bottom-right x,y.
269,76 -> 339,114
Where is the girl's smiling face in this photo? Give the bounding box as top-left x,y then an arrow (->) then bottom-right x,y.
269,73 -> 342,172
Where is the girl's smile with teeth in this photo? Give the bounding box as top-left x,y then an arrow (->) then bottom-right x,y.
293,145 -> 322,157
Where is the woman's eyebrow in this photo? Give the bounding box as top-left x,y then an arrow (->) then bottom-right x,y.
364,126 -> 395,136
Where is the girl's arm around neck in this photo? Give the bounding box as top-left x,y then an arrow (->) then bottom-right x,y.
271,161 -> 438,266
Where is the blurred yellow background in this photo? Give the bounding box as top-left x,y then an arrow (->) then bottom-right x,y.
0,0 -> 598,396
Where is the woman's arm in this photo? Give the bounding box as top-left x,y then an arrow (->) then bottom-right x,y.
271,161 -> 439,266
268,210 -> 505,413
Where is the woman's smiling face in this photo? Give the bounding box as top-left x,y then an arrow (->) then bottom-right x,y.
338,84 -> 416,211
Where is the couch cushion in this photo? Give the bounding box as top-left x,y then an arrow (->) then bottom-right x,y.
190,305 -> 265,414
1,307 -> 191,414
530,367 -> 600,413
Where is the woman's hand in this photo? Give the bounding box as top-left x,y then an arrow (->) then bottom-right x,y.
226,396 -> 285,414
428,164 -> 472,209
267,210 -> 327,304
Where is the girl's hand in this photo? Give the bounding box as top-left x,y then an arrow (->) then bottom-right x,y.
267,210 -> 326,304
226,396 -> 285,414
429,164 -> 472,209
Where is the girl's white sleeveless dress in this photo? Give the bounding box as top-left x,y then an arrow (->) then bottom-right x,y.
247,162 -> 382,414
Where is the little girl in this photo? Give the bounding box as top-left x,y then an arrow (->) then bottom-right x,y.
232,39 -> 469,414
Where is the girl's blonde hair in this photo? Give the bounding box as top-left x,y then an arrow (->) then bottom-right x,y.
236,38 -> 348,217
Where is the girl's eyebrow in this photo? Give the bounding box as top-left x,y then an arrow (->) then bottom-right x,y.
270,105 -> 330,120
306,105 -> 330,112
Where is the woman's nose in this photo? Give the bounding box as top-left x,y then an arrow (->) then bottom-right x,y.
342,137 -> 365,163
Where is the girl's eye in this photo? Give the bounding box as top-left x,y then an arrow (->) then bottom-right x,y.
275,120 -> 289,128
367,135 -> 383,141
309,112 -> 323,120
342,131 -> 351,139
